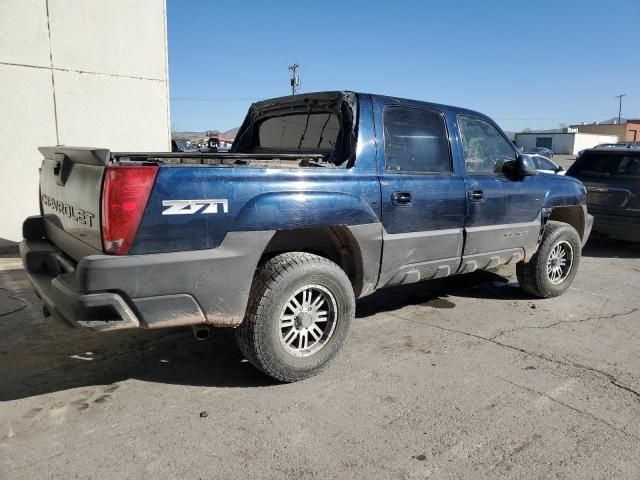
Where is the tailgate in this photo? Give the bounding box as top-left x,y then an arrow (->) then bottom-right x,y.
583,178 -> 640,218
39,147 -> 108,256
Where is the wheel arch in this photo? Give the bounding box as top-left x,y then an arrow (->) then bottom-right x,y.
259,225 -> 381,298
547,206 -> 586,241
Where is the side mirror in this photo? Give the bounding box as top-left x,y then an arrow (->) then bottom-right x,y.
555,165 -> 565,172
503,154 -> 536,177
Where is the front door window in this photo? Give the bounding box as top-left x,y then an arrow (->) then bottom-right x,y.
457,115 -> 515,174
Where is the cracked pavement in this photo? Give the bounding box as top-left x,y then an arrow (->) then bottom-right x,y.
0,238 -> 639,479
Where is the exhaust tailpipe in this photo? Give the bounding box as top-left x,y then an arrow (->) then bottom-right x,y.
192,325 -> 211,341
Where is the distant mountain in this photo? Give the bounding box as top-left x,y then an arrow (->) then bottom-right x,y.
517,128 -> 564,134
223,127 -> 240,137
172,127 -> 240,140
171,131 -> 207,139
598,117 -> 628,125
570,117 -> 632,127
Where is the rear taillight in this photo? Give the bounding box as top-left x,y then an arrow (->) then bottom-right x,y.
101,166 -> 158,255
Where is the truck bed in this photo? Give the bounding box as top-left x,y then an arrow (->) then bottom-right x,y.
113,151 -> 334,168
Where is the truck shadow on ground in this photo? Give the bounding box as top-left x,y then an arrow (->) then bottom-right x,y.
582,238 -> 639,259
0,267 -> 524,401
355,270 -> 528,318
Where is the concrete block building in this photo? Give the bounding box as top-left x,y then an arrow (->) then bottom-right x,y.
570,120 -> 640,144
514,132 -> 618,155
0,0 -> 170,247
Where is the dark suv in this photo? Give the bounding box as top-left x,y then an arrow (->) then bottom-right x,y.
567,146 -> 640,242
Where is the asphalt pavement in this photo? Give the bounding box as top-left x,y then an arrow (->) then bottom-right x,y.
0,237 -> 639,479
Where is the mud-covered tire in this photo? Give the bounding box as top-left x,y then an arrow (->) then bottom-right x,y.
516,221 -> 582,298
235,252 -> 355,382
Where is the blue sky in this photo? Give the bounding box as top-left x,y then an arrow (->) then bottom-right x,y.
167,0 -> 639,133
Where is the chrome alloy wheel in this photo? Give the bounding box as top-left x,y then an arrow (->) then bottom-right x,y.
279,284 -> 338,357
546,240 -> 574,285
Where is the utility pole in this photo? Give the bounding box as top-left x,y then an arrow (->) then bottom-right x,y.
615,94 -> 626,124
288,63 -> 301,95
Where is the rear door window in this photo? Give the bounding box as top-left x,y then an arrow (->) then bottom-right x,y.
383,106 -> 451,173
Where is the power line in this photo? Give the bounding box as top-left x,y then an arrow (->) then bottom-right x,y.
169,98 -> 637,124
493,113 -> 620,121
170,97 -> 262,102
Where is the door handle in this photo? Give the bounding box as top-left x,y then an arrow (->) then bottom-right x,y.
391,191 -> 412,206
468,189 -> 484,202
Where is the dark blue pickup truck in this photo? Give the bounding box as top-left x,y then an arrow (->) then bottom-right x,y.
21,91 -> 592,382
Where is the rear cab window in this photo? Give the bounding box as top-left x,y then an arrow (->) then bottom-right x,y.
232,92 -> 358,167
258,113 -> 340,150
383,106 -> 452,174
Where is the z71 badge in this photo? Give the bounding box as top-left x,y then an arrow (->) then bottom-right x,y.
162,199 -> 229,215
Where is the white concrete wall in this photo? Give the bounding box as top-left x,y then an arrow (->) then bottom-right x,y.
515,133 -> 620,155
514,134 -> 575,154
0,0 -> 170,247
513,134 -> 536,151
572,134 -> 618,155
555,135 -> 576,155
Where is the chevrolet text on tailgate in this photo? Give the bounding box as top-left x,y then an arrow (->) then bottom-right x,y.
21,92 -> 593,382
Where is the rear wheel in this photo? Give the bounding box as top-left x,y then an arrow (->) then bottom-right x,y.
516,221 -> 581,298
236,252 -> 354,382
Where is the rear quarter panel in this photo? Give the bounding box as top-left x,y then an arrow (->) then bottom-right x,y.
131,167 -> 382,254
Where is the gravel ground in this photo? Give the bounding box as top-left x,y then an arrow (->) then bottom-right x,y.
0,238 -> 639,479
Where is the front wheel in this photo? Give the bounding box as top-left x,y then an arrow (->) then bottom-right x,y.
236,252 -> 355,382
516,221 -> 581,298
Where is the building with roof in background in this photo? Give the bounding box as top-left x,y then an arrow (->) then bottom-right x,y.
514,131 -> 618,155
569,119 -> 640,144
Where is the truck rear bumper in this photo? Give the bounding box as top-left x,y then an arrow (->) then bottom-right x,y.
21,216 -> 274,331
20,238 -> 149,331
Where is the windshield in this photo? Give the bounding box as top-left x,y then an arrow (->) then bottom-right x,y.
569,152 -> 640,177
535,155 -> 557,170
175,139 -> 191,150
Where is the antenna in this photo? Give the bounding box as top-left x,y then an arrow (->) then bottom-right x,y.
288,63 -> 301,95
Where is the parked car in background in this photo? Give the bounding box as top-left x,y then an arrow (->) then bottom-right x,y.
528,154 -> 565,175
567,146 -> 640,242
524,147 -> 554,159
200,137 -> 232,153
579,143 -> 640,158
173,139 -> 199,153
